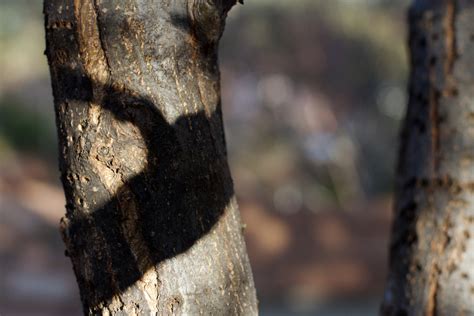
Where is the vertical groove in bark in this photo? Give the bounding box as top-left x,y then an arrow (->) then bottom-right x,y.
442,0 -> 456,95
382,1 -> 474,315
44,0 -> 258,314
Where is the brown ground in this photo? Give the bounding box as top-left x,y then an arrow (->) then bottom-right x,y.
0,155 -> 392,315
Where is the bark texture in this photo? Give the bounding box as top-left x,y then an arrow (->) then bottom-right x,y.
382,1 -> 474,315
44,0 -> 258,314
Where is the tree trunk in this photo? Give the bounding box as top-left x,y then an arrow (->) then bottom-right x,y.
382,1 -> 474,315
44,0 -> 257,314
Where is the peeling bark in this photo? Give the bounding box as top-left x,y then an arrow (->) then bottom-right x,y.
44,0 -> 258,314
382,1 -> 474,315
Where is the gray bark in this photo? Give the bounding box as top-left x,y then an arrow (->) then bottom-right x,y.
382,1 -> 474,315
44,0 -> 258,314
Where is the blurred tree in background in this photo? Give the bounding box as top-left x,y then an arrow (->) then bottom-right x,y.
383,1 -> 474,315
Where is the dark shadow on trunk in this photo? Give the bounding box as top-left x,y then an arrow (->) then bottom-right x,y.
59,66 -> 234,309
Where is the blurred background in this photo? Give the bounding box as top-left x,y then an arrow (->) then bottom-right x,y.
0,0 -> 410,315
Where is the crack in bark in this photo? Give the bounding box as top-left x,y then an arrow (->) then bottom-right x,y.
91,0 -> 112,83
425,3 -> 458,315
442,0 -> 457,97
428,0 -> 457,174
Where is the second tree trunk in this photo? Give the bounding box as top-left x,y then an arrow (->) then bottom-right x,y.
382,1 -> 474,315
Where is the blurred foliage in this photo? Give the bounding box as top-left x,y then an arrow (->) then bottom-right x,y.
0,0 -> 55,162
0,0 -> 48,90
0,97 -> 57,161
221,0 -> 409,211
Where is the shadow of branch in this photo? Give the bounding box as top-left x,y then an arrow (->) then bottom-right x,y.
58,66 -> 234,309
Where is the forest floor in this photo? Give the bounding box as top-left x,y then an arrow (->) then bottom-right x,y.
0,155 -> 391,315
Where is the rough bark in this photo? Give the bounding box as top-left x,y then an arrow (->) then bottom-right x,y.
382,1 -> 474,315
44,0 -> 258,314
